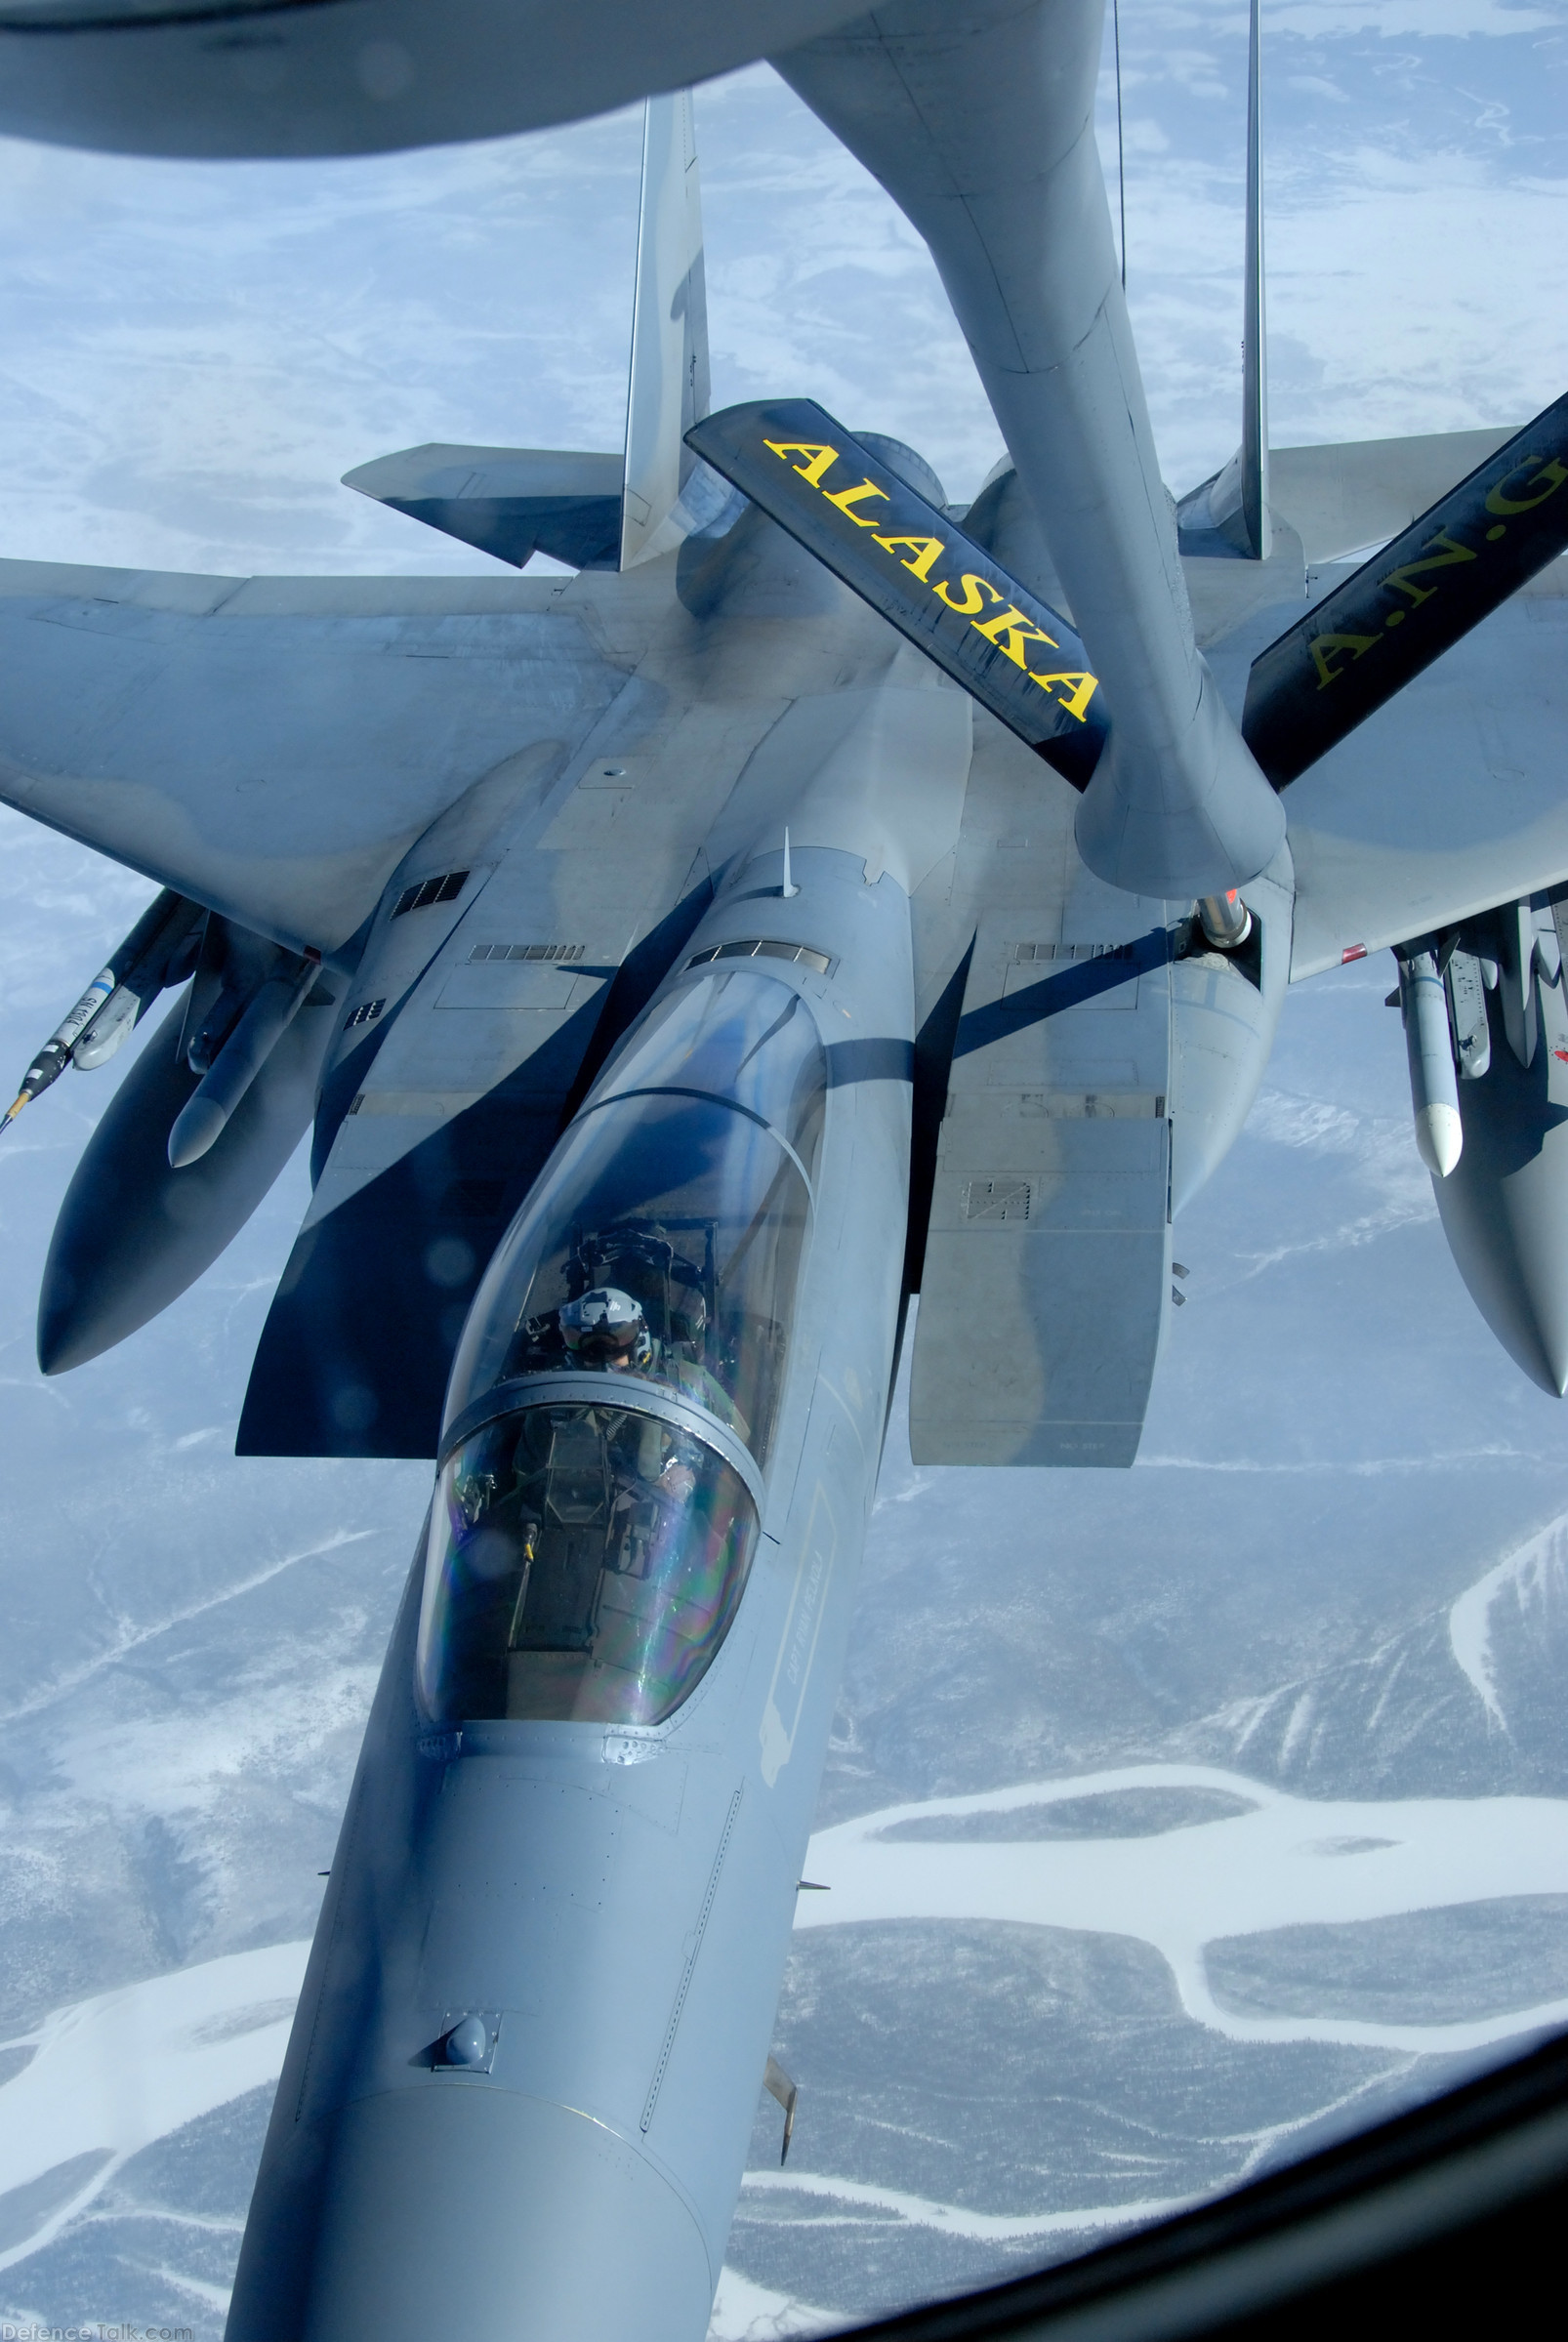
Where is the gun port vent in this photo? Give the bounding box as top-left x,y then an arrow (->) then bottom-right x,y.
392,870 -> 470,917
345,999 -> 385,1029
468,942 -> 586,963
687,939 -> 834,976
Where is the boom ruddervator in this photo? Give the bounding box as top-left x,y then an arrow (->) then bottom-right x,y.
417,967 -> 827,1729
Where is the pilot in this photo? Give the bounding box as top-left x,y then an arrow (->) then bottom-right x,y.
559,1286 -> 655,1372
560,1285 -> 747,1442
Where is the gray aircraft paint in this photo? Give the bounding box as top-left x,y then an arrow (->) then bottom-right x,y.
1423,901 -> 1568,1397
36,966 -> 340,1373
1176,0 -> 1269,565
227,843 -> 914,2342
622,91 -> 711,571
0,7 -> 1565,2339
0,0 -> 865,158
341,445 -> 627,573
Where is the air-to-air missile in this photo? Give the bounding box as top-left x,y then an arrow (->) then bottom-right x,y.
1396,943 -> 1465,1178
169,942 -> 325,1169
3,886 -> 202,1126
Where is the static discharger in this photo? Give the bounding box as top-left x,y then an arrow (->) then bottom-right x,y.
4,890 -> 202,1131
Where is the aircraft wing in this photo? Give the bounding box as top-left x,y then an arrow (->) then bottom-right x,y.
0,558 -> 633,957
237,688 -> 793,1458
1177,384 -> 1568,981
1279,564 -> 1568,975
1194,548 -> 1568,978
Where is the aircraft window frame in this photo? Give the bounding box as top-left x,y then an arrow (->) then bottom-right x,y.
573,1082 -> 819,1207
443,968 -> 830,1473
416,1394 -> 761,1730
439,1369 -> 765,1515
583,965 -> 829,1177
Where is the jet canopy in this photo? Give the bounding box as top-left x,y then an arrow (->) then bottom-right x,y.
443,966 -> 828,1467
416,1400 -> 759,1727
420,967 -> 828,1728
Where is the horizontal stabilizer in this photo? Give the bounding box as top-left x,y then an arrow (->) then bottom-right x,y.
686,399 -> 1108,790
1245,390 -> 1568,788
342,444 -> 624,571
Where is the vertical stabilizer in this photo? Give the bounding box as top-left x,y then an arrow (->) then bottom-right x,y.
620,90 -> 711,569
1175,0 -> 1271,561
1240,0 -> 1269,561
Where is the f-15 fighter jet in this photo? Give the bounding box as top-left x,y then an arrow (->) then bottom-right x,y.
0,3 -> 1566,2336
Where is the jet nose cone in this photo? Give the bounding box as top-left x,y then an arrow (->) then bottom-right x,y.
248,2089 -> 714,2342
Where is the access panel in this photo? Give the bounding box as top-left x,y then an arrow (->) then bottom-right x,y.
910,897 -> 1175,1466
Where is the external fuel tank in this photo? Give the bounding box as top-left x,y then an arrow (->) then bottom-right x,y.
1432,903 -> 1568,1395
227,842 -> 915,2342
37,967 -> 339,1374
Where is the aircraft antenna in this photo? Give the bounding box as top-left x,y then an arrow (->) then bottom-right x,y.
1113,0 -> 1127,291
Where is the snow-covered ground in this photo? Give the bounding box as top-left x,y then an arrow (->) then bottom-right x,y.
1,6 -> 1567,2336
798,1767 -> 1568,2053
3,1641 -> 1567,2321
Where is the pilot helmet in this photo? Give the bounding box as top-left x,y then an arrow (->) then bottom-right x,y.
560,1286 -> 653,1371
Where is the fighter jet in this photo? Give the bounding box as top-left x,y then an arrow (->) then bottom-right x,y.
0,2 -> 1566,2337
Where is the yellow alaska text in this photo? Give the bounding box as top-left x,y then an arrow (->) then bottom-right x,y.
763,437 -> 1098,722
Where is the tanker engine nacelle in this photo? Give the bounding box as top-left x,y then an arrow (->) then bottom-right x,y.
1396,892 -> 1568,1395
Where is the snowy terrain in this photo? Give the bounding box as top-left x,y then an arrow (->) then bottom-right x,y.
1,4 -> 1567,2336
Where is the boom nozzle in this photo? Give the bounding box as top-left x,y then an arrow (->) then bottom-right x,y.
1198,891 -> 1254,950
